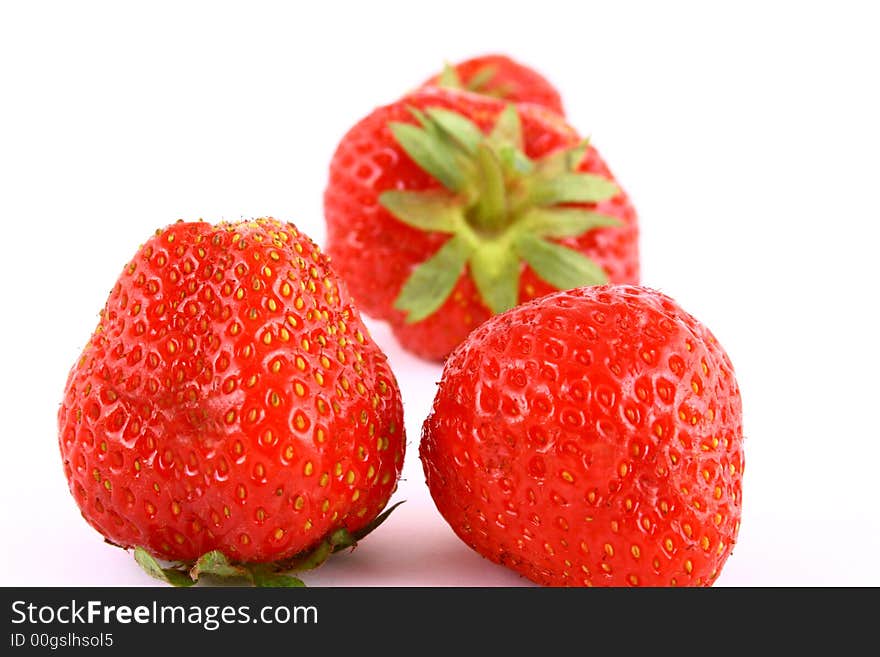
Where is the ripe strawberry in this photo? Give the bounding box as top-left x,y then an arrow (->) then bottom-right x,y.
324,86 -> 638,361
422,54 -> 565,115
58,218 -> 405,586
421,285 -> 743,587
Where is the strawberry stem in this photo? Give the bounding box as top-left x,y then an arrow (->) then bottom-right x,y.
381,105 -> 622,323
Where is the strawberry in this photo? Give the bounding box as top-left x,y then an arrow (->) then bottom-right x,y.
58,218 -> 405,586
324,86 -> 638,361
420,285 -> 743,587
423,54 -> 565,115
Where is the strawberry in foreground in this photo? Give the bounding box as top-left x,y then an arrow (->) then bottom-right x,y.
422,54 -> 565,115
325,86 -> 638,361
58,218 -> 405,586
421,285 -> 743,586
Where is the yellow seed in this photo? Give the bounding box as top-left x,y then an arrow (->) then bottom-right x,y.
304,462 -> 313,476
631,545 -> 641,559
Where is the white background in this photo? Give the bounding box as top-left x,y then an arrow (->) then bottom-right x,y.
1,0 -> 878,586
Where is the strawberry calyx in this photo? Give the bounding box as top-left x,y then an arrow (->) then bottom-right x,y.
133,500 -> 404,587
437,62 -> 513,99
380,105 -> 621,323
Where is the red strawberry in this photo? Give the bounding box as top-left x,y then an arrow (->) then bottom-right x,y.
58,218 -> 405,586
420,285 -> 743,587
422,54 -> 566,115
324,87 -> 638,361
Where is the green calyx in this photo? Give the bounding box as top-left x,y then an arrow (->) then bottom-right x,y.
437,62 -> 512,99
133,500 -> 404,587
379,105 -> 621,323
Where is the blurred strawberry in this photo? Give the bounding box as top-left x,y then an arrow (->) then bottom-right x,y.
423,54 -> 565,115
325,87 -> 638,360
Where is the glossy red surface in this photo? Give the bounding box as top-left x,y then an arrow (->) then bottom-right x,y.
325,87 -> 639,361
58,219 -> 405,563
421,285 -> 743,586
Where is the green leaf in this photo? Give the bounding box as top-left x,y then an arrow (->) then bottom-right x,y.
489,105 -> 523,151
528,173 -> 620,206
425,107 -> 484,154
519,207 -> 621,238
287,541 -> 333,572
190,550 -> 249,580
470,243 -> 520,314
379,190 -> 464,233
471,143 -> 508,230
497,144 -> 534,176
465,64 -> 498,92
515,233 -> 609,290
394,234 -> 474,323
251,570 -> 307,588
536,140 -> 589,177
389,121 -> 468,192
438,62 -> 462,88
407,106 -> 434,132
350,500 -> 406,543
133,547 -> 196,587
329,528 -> 357,551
